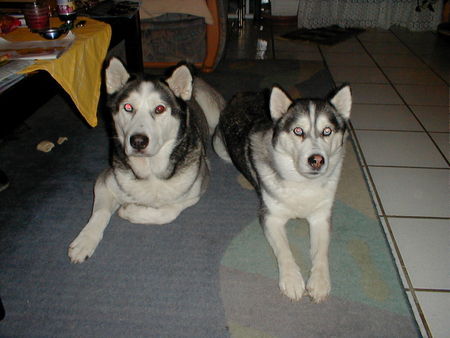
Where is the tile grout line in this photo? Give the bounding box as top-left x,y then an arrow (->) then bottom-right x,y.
354,128 -> 448,133
334,75 -> 448,86
384,215 -> 450,220
352,102 -> 448,107
352,34 -> 439,338
354,35 -> 450,168
365,164 -> 449,170
319,40 -> 433,337
348,122 -> 433,338
388,29 -> 450,87
408,288 -> 450,293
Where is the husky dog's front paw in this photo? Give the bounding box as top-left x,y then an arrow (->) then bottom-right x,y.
68,232 -> 101,263
279,266 -> 305,301
307,268 -> 331,303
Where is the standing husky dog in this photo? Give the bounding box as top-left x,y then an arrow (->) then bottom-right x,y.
68,58 -> 225,263
213,85 -> 351,302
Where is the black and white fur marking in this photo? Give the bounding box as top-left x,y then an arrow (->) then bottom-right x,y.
68,58 -> 225,263
213,85 -> 352,302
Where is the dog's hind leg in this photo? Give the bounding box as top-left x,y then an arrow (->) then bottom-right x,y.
212,128 -> 232,163
68,170 -> 119,263
306,211 -> 331,303
263,212 -> 306,301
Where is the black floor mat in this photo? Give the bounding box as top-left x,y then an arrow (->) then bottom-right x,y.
280,25 -> 365,45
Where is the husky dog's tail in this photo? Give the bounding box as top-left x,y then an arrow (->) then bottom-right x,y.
212,127 -> 232,163
193,77 -> 226,135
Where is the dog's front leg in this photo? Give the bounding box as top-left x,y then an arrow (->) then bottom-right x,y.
118,195 -> 200,225
118,203 -> 182,225
68,172 -> 119,263
263,212 -> 305,301
306,211 -> 331,303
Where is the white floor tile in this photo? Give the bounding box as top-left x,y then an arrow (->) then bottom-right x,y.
410,106 -> 450,133
276,50 -> 323,61
351,84 -> 403,104
324,24 -> 450,338
329,66 -> 388,84
391,28 -> 439,46
355,130 -> 448,168
388,218 -> 450,290
429,133 -> 449,163
406,291 -> 428,338
323,52 -> 376,66
351,104 -> 422,131
369,167 -> 449,218
274,38 -> 320,53
373,54 -> 427,69
358,29 -> 398,42
394,85 -> 449,106
382,67 -> 446,85
415,291 -> 450,338
320,39 -> 367,54
379,218 -> 408,288
362,41 -> 412,55
360,164 -> 382,215
420,56 -> 450,84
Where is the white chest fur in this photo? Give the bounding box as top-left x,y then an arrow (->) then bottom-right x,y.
261,176 -> 338,219
109,158 -> 205,208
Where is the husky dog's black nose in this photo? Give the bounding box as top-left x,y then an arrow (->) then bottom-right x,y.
130,134 -> 149,150
308,154 -> 325,170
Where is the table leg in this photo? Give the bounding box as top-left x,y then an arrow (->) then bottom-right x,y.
124,11 -> 144,73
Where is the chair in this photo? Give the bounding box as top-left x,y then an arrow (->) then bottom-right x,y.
140,0 -> 227,72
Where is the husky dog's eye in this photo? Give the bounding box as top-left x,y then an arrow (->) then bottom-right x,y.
293,127 -> 304,136
155,105 -> 166,114
322,127 -> 332,136
123,103 -> 133,113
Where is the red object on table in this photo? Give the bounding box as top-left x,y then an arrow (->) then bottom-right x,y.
0,15 -> 21,34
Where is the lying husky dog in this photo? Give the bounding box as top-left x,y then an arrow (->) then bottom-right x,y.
213,85 -> 351,302
68,58 -> 225,263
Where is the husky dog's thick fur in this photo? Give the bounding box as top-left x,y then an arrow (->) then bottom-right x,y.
68,58 -> 225,263
213,85 -> 352,302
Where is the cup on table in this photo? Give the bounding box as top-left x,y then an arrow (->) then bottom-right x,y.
23,1 -> 50,32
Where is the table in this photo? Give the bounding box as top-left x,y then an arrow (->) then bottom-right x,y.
0,17 -> 110,194
3,16 -> 111,127
80,0 -> 143,74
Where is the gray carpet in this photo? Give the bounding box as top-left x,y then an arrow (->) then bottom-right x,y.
0,60 -> 419,337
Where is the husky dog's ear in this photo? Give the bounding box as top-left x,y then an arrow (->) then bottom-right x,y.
105,57 -> 130,95
270,86 -> 293,120
330,85 -> 352,119
166,65 -> 193,101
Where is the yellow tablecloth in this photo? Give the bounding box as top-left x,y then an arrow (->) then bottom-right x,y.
5,17 -> 111,127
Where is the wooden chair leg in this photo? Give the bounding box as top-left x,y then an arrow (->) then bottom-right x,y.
203,0 -> 221,72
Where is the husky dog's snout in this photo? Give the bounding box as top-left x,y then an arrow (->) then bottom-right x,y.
308,154 -> 325,170
130,134 -> 149,150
